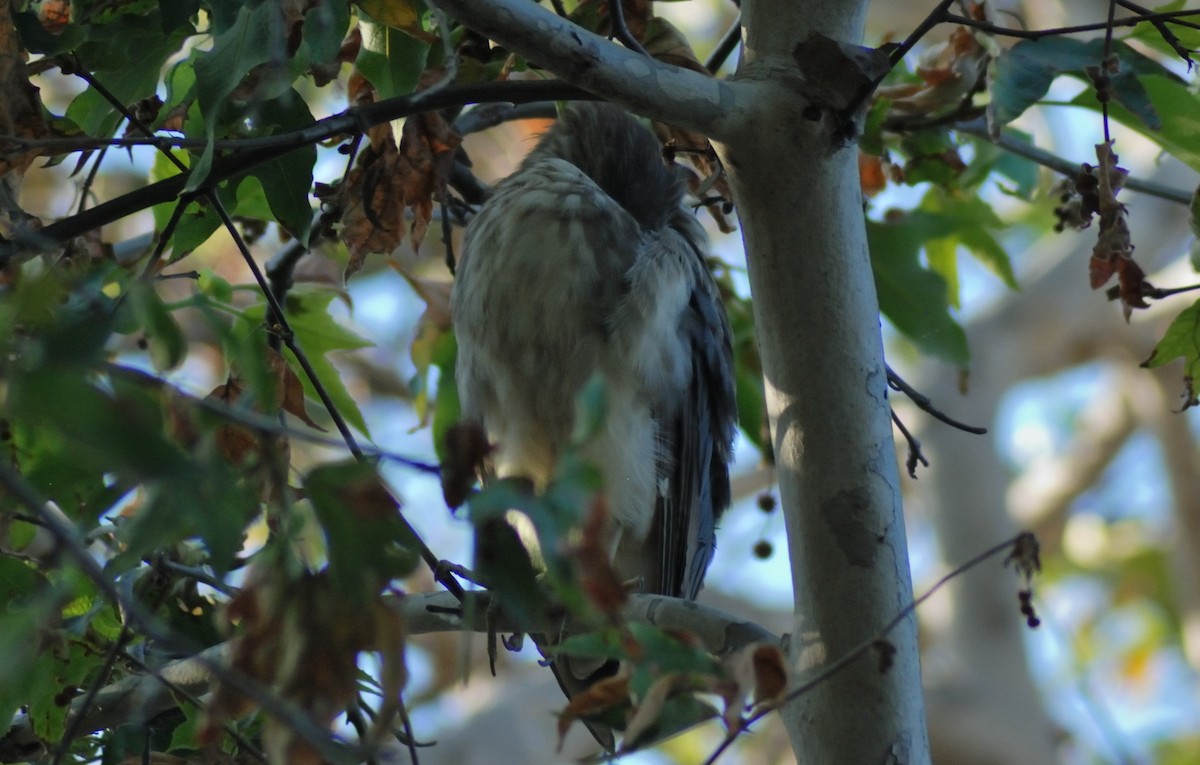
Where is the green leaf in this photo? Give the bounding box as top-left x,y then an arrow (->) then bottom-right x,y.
198,269 -> 234,303
150,151 -> 223,256
160,0 -> 201,33
245,288 -> 373,435
355,0 -> 430,37
356,13 -> 431,99
65,10 -> 194,136
570,375 -> 608,446
964,132 -> 1039,198
1142,300 -> 1200,389
430,331 -> 461,463
129,283 -> 187,371
473,511 -> 545,625
193,2 -> 287,115
305,461 -> 420,599
919,188 -> 1018,294
245,91 -> 316,242
300,0 -> 353,68
868,217 -> 970,365
990,38 -> 1178,130
1071,75 -> 1200,174
0,576 -> 93,743
734,363 -> 768,456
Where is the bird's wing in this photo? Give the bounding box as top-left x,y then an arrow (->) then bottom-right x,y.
609,216 -> 737,599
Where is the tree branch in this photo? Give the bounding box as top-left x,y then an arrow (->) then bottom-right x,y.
428,0 -> 739,139
954,119 -> 1194,206
1,80 -> 590,260
20,592 -> 777,751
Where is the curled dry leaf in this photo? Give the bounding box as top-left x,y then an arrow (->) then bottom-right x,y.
878,27 -> 989,116
577,495 -> 628,617
722,642 -> 788,728
859,152 -> 888,197
556,668 -> 631,750
338,111 -> 461,279
621,673 -> 688,748
1086,142 -> 1146,319
793,33 -> 892,112
266,347 -> 325,430
207,377 -> 263,466
1004,531 -> 1042,582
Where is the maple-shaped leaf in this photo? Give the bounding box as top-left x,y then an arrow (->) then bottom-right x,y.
1142,299 -> 1200,408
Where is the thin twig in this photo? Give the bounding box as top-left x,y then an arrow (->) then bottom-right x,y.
607,0 -> 649,56
119,650 -> 268,763
1102,0 -> 1119,145
890,408 -> 930,478
886,364 -> 987,435
75,146 -> 108,217
52,626 -> 134,765
841,0 -> 957,119
1116,0 -> 1200,30
703,534 -> 1033,765
954,119 -> 1193,206
705,14 -> 742,74
942,8 -> 1200,40
104,364 -> 441,474
6,80 -> 591,258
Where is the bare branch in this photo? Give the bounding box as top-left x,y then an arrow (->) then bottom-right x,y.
26,592 -> 777,750
428,0 -> 739,139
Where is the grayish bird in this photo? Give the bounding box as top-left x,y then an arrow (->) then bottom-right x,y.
450,102 -> 737,743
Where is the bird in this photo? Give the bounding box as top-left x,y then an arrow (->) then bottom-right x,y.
450,101 -> 737,745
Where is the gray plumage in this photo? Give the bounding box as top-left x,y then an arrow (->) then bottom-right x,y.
451,103 -> 736,741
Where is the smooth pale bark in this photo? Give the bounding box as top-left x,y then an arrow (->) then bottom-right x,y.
721,2 -> 929,762
430,0 -> 931,761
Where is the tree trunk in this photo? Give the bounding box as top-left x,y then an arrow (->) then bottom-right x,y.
720,1 -> 930,761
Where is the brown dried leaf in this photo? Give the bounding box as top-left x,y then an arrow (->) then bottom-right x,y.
339,113 -> 461,277
267,348 -> 324,430
556,669 -> 631,749
793,33 -> 893,112
622,673 -> 687,748
163,386 -> 200,449
207,377 -> 261,465
1088,142 -> 1144,318
203,569 -> 406,759
859,152 -> 887,197
749,644 -> 787,705
642,16 -> 704,73
877,28 -> 988,115
578,495 -> 627,617
336,463 -> 402,522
